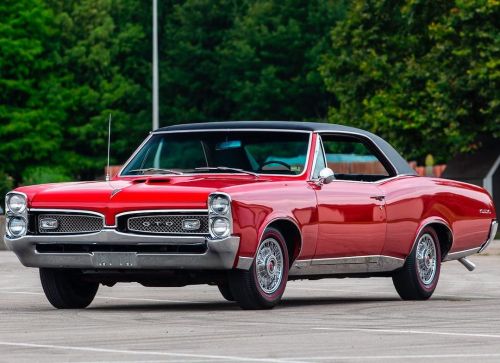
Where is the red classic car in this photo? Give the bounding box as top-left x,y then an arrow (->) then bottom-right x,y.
4,121 -> 498,310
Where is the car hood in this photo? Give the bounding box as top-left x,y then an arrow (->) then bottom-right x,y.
16,176 -> 264,225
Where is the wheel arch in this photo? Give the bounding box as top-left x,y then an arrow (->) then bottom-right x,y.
261,217 -> 302,266
409,219 -> 453,262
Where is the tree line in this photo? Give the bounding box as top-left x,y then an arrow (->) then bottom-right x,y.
0,0 -> 498,192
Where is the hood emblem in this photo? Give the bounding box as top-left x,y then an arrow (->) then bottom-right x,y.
111,189 -> 122,197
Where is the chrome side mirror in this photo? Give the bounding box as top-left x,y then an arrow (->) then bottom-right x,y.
318,167 -> 335,185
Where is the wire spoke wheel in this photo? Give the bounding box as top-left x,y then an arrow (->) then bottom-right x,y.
228,227 -> 289,309
416,233 -> 437,286
255,238 -> 284,294
392,226 -> 442,300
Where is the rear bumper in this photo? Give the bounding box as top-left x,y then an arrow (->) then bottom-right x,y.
4,229 -> 243,270
478,219 -> 498,253
444,219 -> 498,261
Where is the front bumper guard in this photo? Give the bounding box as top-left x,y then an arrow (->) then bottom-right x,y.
4,229 -> 243,270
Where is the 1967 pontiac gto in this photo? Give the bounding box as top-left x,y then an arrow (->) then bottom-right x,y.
4,121 -> 498,309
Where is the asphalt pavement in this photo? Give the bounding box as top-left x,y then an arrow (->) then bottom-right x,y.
1,243 -> 500,363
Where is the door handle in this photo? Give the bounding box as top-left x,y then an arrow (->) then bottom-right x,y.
370,195 -> 385,201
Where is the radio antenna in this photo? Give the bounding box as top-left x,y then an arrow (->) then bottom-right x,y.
105,114 -> 112,182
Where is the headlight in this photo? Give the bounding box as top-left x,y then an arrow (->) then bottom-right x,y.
209,195 -> 230,215
211,217 -> 230,238
7,216 -> 27,237
6,193 -> 27,214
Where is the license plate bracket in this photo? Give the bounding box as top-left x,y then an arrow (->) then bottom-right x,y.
91,252 -> 137,268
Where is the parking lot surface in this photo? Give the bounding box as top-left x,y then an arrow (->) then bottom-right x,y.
1,244 -> 500,363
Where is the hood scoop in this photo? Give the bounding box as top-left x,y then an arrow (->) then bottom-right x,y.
145,177 -> 172,184
130,177 -> 172,184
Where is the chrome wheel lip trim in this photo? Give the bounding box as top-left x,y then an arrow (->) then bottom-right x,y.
416,233 -> 437,286
256,238 -> 284,294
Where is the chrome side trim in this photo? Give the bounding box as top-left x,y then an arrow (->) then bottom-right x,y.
478,220 -> 498,253
289,255 -> 404,276
236,256 -> 253,270
443,247 -> 481,262
118,130 -> 313,178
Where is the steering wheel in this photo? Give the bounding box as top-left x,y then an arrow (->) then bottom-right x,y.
258,160 -> 292,171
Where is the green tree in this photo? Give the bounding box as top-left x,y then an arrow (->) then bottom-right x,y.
219,0 -> 347,121
46,0 -> 152,179
159,0 -> 246,123
321,0 -> 499,162
160,0 -> 347,124
0,0 -> 65,182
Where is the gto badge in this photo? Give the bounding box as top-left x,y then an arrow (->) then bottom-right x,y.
479,209 -> 492,215
142,221 -> 174,227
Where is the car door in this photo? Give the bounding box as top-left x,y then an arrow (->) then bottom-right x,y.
312,133 -> 393,259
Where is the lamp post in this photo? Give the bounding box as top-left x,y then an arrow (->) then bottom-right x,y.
152,0 -> 159,131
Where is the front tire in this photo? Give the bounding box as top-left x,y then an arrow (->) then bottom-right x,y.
229,227 -> 289,310
392,227 -> 441,300
40,268 -> 99,309
217,283 -> 235,301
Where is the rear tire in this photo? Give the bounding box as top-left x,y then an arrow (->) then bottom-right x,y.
40,268 -> 99,309
392,227 -> 441,300
229,227 -> 289,310
217,283 -> 235,301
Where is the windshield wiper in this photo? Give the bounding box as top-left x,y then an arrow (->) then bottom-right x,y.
129,168 -> 184,175
194,166 -> 259,177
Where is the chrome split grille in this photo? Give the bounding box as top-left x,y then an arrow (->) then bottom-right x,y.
127,215 -> 209,235
38,214 -> 104,234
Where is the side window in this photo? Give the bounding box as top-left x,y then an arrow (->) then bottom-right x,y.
320,135 -> 392,181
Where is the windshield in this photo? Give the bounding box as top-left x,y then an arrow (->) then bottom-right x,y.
121,131 -> 311,176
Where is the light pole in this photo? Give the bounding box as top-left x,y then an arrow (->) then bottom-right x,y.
152,0 -> 159,131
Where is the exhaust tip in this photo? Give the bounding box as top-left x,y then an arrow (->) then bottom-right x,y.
458,257 -> 476,271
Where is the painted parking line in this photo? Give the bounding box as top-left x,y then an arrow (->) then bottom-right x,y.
291,353 -> 500,361
0,290 -> 214,304
0,341 -> 305,363
312,327 -> 500,339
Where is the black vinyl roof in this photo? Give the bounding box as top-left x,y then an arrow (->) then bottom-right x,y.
157,121 -> 416,175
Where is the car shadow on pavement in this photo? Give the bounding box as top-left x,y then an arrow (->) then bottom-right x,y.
86,296 -> 409,312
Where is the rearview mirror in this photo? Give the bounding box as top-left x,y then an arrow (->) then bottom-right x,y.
216,140 -> 242,150
319,167 -> 335,185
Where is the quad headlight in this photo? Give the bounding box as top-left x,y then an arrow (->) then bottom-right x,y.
208,193 -> 232,239
209,194 -> 230,215
6,193 -> 27,214
211,217 -> 231,238
5,192 -> 28,238
7,216 -> 27,237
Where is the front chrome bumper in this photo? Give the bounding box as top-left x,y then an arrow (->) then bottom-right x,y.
4,229 -> 243,270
